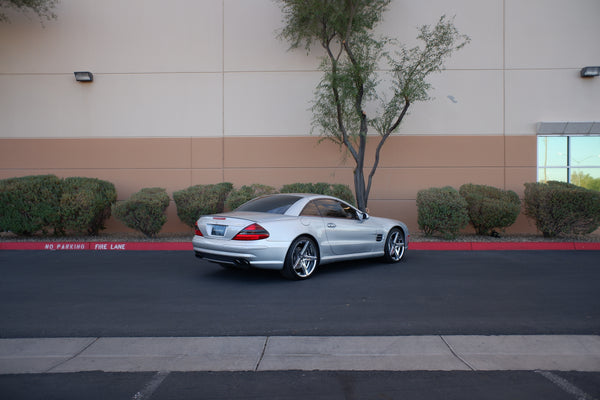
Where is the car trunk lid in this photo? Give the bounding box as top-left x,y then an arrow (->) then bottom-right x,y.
197,212 -> 293,240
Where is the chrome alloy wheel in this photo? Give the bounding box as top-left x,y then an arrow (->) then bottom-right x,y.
385,228 -> 405,263
283,237 -> 318,279
292,239 -> 318,277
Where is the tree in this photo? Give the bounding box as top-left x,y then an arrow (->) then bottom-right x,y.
277,0 -> 469,211
571,171 -> 600,192
0,0 -> 58,23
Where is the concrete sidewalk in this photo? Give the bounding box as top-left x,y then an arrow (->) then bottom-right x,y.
1,335 -> 599,374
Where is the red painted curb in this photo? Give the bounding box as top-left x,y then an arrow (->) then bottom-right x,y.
0,242 -> 193,251
410,242 -> 596,251
471,242 -> 576,251
574,242 -> 600,250
1,241 -> 599,251
88,242 -> 193,251
410,242 -> 472,251
0,242 -> 89,250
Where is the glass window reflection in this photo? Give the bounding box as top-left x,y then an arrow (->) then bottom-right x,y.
537,135 -> 600,191
538,168 -> 568,183
537,136 -> 567,167
570,137 -> 600,167
571,169 -> 600,191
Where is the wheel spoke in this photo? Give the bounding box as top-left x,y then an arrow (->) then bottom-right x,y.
292,253 -> 302,269
300,262 -> 308,276
299,241 -> 309,256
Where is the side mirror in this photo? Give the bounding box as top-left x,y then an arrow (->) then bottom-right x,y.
360,211 -> 370,220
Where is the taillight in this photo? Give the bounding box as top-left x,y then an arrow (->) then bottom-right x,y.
194,222 -> 203,237
233,223 -> 269,240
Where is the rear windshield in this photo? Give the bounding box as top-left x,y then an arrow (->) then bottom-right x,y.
235,195 -> 302,214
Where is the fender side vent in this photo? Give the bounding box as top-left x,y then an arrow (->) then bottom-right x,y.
376,234 -> 383,242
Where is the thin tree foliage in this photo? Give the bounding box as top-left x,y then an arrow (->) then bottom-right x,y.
277,0 -> 469,211
0,0 -> 58,23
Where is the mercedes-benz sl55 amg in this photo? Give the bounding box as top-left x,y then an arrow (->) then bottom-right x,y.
193,193 -> 409,279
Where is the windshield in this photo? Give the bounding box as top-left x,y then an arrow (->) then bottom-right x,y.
235,195 -> 302,214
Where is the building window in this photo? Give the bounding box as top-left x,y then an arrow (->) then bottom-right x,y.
537,135 -> 600,191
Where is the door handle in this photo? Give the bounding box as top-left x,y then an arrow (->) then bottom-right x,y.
327,223 -> 336,228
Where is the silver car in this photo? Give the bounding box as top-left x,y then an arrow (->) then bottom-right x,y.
193,193 -> 409,279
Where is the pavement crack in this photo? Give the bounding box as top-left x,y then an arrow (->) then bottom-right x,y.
255,336 -> 270,372
440,335 -> 476,371
45,337 -> 100,373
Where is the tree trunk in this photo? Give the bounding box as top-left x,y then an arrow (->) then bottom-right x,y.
354,166 -> 367,211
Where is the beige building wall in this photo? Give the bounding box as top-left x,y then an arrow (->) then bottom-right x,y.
1,0 -> 599,234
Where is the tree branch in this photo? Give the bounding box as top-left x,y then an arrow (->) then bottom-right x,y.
389,98 -> 410,133
322,34 -> 359,163
365,100 -> 410,200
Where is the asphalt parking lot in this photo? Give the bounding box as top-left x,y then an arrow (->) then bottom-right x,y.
0,250 -> 598,337
2,370 -> 599,400
0,249 -> 599,399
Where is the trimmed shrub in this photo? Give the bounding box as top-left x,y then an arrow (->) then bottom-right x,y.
0,175 -> 62,235
417,186 -> 469,239
459,183 -> 521,236
224,184 -> 277,211
173,182 -> 233,227
326,184 -> 356,206
524,181 -> 600,237
59,177 -> 117,235
279,182 -> 315,194
280,182 -> 356,205
112,188 -> 170,237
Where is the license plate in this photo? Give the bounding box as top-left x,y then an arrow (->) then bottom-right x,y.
211,225 -> 226,236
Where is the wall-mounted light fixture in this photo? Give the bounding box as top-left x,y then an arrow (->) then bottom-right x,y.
580,66 -> 600,78
74,71 -> 93,82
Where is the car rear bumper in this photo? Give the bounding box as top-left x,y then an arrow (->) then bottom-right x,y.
192,236 -> 287,270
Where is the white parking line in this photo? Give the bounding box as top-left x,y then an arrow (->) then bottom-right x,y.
536,370 -> 597,400
132,371 -> 170,400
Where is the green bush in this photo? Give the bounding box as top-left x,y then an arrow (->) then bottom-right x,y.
417,186 -> 469,239
326,184 -> 356,206
173,182 -> 233,227
459,183 -> 521,236
0,175 -> 62,235
524,181 -> 600,237
225,184 -> 277,211
59,177 -> 117,235
280,182 -> 356,205
112,188 -> 170,237
279,182 -> 315,194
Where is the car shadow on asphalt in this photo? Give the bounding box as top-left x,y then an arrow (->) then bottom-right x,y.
198,264 -> 289,284
317,257 -> 402,277
196,255 -> 409,283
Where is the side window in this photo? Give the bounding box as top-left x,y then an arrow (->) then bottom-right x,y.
300,201 -> 321,217
340,202 -> 358,219
314,199 -> 357,219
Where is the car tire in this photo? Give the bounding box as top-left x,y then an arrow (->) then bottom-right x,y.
281,236 -> 319,280
383,227 -> 406,263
